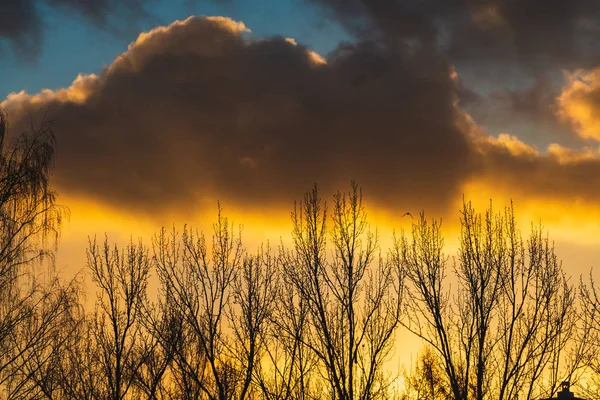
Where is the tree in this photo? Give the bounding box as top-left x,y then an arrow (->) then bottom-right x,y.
401,201 -> 586,400
3,278 -> 83,400
579,272 -> 600,398
0,109 -> 68,398
400,346 -> 450,400
87,237 -> 151,400
133,295 -> 182,400
52,309 -> 102,400
152,209 -> 278,400
255,265 -> 320,400
229,244 -> 279,400
282,182 -> 403,400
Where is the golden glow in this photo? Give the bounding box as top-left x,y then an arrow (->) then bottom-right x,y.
129,16 -> 250,49
557,68 -> 600,141
57,179 -> 600,277
485,133 -> 540,157
460,180 -> 600,247
1,73 -> 99,111
109,16 -> 250,74
547,143 -> 600,164
285,36 -> 327,65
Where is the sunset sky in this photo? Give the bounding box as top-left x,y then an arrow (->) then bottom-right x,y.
2,0 -> 600,314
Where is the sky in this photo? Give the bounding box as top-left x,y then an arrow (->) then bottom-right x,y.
2,1 -> 600,359
0,1 -> 347,96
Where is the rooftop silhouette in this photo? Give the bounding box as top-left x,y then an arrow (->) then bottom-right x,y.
542,382 -> 585,400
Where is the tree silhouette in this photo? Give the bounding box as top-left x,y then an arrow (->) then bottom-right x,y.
400,346 -> 451,400
401,201 -> 589,400
87,238 -> 151,400
0,121 -> 596,400
281,182 -> 404,400
0,109 -> 73,399
150,209 -> 278,400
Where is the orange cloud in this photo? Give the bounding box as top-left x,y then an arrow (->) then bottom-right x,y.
3,73 -> 100,108
557,68 -> 600,141
547,143 -> 600,164
478,133 -> 540,158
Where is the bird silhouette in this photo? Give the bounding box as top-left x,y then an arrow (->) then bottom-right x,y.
401,212 -> 413,219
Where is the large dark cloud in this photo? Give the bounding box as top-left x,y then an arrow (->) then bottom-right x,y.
309,0 -> 600,72
309,0 -> 600,145
2,17 -> 474,215
4,16 -> 600,217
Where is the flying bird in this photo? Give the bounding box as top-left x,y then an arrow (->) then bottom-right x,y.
401,212 -> 413,219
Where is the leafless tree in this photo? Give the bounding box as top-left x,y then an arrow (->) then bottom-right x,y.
401,201 -> 587,400
133,296 -> 182,400
53,312 -> 102,400
282,182 -> 403,400
3,118 -> 594,400
255,266 -> 320,400
4,277 -> 84,400
87,237 -> 152,400
228,244 -> 279,399
400,346 -> 450,400
579,272 -> 600,398
154,208 -> 277,400
0,109 -> 67,397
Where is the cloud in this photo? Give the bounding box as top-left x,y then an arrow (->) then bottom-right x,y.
308,0 -> 600,146
557,68 -> 600,142
479,133 -> 539,159
309,0 -> 600,73
4,15 -> 600,220
0,0 -> 42,59
471,130 -> 600,204
2,16 -> 473,215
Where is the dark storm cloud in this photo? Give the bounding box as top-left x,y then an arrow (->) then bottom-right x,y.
446,0 -> 600,72
458,75 -> 582,148
4,16 -> 600,217
2,17 -> 474,215
309,0 -> 600,138
309,0 -> 600,72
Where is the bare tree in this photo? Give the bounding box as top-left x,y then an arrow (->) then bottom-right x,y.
153,211 -> 247,400
400,346 -> 450,400
255,266 -> 320,400
87,237 -> 151,400
3,277 -> 83,400
2,122 -> 594,400
282,182 -> 403,400
228,244 -> 279,399
579,272 -> 600,398
53,309 -> 102,400
0,109 -> 66,397
401,201 -> 586,400
133,297 -> 181,400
